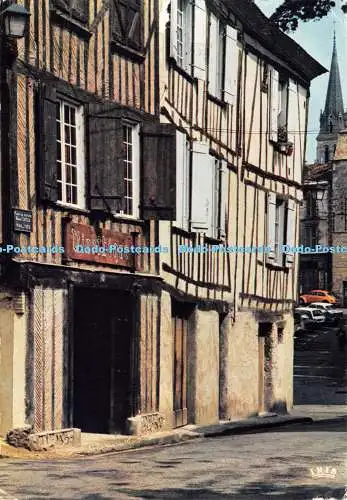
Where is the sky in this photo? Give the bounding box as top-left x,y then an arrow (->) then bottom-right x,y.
255,0 -> 347,163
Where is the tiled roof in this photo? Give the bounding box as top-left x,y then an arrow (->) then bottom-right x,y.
224,0 -> 327,82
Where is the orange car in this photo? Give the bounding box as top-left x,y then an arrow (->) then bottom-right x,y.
299,290 -> 336,305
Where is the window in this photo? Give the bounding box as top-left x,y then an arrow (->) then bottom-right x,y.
274,198 -> 285,263
190,142 -> 228,239
176,131 -> 190,230
208,13 -> 225,99
52,0 -> 88,23
112,0 -> 143,53
267,193 -> 296,267
122,123 -> 140,217
176,0 -> 192,72
324,145 -> 329,162
278,80 -> 288,141
56,100 -> 85,207
303,225 -> 317,246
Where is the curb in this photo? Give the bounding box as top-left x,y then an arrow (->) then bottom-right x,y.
74,431 -> 201,457
198,416 -> 314,438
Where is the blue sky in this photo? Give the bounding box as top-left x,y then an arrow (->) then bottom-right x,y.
255,0 -> 347,163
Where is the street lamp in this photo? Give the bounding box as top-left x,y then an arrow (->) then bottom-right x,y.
0,4 -> 30,39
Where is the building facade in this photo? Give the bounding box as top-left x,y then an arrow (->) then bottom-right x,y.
157,0 -> 325,424
300,34 -> 346,296
0,0 -> 324,437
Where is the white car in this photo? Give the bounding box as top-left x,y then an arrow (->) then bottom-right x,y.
294,307 -> 326,331
307,302 -> 344,324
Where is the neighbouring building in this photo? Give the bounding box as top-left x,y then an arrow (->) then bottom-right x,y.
332,130 -> 347,306
300,34 -> 347,296
157,0 -> 325,424
0,0 -> 325,438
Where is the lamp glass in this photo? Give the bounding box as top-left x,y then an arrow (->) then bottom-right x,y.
3,11 -> 27,38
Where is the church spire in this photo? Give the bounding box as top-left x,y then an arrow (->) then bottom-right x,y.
323,30 -> 344,119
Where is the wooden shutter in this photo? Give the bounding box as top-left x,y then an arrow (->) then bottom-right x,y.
285,199 -> 296,267
270,67 -> 279,142
112,0 -> 143,51
88,102 -> 125,212
176,130 -> 190,229
191,141 -> 212,232
287,80 -> 297,145
192,0 -> 206,80
219,160 -> 228,239
141,122 -> 176,220
208,13 -> 218,96
170,0 -> 178,60
53,0 -> 88,23
266,192 -> 276,262
224,25 -> 238,104
37,83 -> 58,202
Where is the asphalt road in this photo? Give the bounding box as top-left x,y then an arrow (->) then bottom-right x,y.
0,327 -> 345,500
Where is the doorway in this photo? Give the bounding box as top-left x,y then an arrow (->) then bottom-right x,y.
172,300 -> 192,428
258,322 -> 273,414
72,287 -> 134,433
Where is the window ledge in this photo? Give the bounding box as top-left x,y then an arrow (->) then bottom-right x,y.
169,58 -> 195,83
207,92 -> 227,108
110,40 -> 145,63
50,8 -> 91,39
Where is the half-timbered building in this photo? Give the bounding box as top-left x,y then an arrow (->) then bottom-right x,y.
0,0 -> 176,437
157,0 -> 326,425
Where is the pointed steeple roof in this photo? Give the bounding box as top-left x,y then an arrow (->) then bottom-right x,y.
323,31 -> 344,118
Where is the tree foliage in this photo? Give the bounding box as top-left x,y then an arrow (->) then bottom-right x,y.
270,0 -> 347,32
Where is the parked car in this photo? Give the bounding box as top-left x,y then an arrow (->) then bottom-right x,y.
299,290 -> 336,305
307,302 -> 344,325
294,307 -> 326,332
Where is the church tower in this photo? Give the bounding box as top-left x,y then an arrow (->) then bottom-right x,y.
316,32 -> 347,163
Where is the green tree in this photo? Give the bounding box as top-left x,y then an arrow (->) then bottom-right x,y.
270,0 -> 347,32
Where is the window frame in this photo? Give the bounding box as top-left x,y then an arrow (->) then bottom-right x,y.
117,121 -> 140,219
176,0 -> 192,74
208,11 -> 226,100
274,197 -> 285,265
56,98 -> 85,209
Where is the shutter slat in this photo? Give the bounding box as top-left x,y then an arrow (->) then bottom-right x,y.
191,141 -> 212,232
224,25 -> 238,104
270,67 -> 279,142
38,83 -> 58,202
141,122 -> 176,220
193,0 -> 206,80
285,199 -> 296,267
88,102 -> 125,212
267,192 -> 276,261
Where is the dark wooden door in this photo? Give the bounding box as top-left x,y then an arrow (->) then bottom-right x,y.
73,288 -> 133,434
172,305 -> 189,428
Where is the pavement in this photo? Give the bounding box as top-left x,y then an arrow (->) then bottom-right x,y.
0,413 -> 314,461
